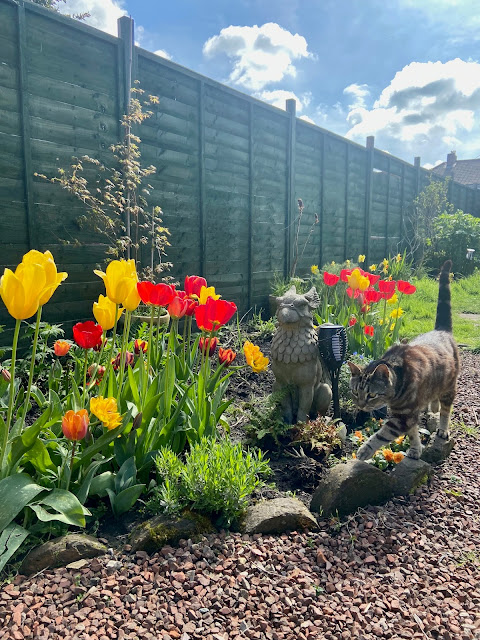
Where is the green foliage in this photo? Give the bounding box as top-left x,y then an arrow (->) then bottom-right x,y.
244,390 -> 292,445
147,437 -> 272,527
425,211 -> 480,277
246,311 -> 277,340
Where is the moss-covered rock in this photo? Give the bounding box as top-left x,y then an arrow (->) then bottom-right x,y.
390,456 -> 433,496
240,497 -> 318,534
129,511 -> 214,553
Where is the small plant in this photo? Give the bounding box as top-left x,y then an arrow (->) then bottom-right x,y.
244,390 -> 292,446
146,437 -> 272,527
246,311 -> 277,339
451,419 -> 479,438
290,416 -> 342,456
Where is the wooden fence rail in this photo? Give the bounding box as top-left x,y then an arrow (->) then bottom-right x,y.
1,0 -> 479,343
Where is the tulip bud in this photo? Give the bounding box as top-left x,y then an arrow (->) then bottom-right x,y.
199,336 -> 218,357
1,368 -> 11,382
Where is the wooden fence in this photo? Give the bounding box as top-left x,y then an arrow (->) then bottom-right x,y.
1,0 -> 479,343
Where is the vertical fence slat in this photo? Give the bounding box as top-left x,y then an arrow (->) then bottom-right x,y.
319,134 -> 325,268
364,136 -> 374,263
286,99 -> 296,277
385,155 -> 390,257
17,0 -> 36,250
400,163 -> 405,251
247,102 -> 254,309
198,80 -> 206,278
343,143 -> 349,261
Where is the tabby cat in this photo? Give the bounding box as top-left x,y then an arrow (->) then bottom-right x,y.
348,260 -> 459,461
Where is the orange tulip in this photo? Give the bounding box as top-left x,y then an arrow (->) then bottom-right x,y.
62,409 -> 89,441
54,340 -> 71,356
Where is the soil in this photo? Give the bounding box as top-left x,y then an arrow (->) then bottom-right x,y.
1,350 -> 479,639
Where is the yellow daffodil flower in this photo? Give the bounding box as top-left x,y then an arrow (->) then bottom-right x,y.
93,294 -> 124,331
347,268 -> 370,291
311,265 -> 319,275
358,254 -> 365,263
382,258 -> 389,268
387,293 -> 398,305
345,259 -> 351,267
90,396 -> 122,430
94,259 -> 140,311
243,341 -> 269,373
395,253 -> 402,263
389,308 -> 404,319
369,264 -> 377,272
198,285 -> 221,305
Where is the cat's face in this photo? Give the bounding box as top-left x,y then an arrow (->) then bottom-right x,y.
348,361 -> 395,411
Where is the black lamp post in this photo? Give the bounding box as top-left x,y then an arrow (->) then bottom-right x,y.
317,323 -> 347,418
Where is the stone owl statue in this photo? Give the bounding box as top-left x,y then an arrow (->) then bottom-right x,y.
271,285 -> 332,424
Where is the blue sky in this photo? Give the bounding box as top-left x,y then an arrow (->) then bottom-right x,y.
62,0 -> 480,168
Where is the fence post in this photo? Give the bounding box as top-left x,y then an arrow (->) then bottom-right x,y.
413,156 -> 421,197
286,99 -> 296,277
198,81 -> 206,277
343,143 -> 349,261
364,136 -> 374,263
247,102 -> 254,309
118,16 -> 135,261
384,155 -> 390,256
17,0 -> 36,250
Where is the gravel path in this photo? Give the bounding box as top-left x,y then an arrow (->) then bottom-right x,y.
1,353 -> 479,640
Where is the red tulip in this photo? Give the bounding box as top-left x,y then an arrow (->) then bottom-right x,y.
364,325 -> 374,337
87,364 -> 106,385
364,288 -> 383,304
137,281 -> 176,306
346,287 -> 361,299
73,321 -> 103,350
397,280 -> 416,295
62,409 -> 89,441
340,268 -> 353,282
195,298 -> 237,332
366,273 -> 381,286
134,339 -> 148,355
378,280 -> 396,296
54,340 -> 71,356
323,271 -> 340,286
184,275 -> 207,298
199,336 -> 218,357
218,348 -> 237,366
176,291 -> 198,316
348,316 -> 357,327
168,295 -> 189,319
93,338 -> 108,352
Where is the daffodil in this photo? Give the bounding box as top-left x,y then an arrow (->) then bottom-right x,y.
93,294 -> 124,331
358,254 -> 365,263
395,253 -> 402,263
389,308 -> 404,319
369,264 -> 377,272
94,259 -> 140,311
345,259 -> 351,267
310,265 -> 319,275
198,285 -> 221,305
387,293 -> 398,305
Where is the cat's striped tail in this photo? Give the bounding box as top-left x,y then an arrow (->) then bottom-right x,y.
434,260 -> 453,332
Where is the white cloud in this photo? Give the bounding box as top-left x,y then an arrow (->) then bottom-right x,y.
344,59 -> 480,164
203,23 -> 312,91
344,83 -> 370,110
153,49 -> 172,60
256,89 -> 310,112
299,115 -> 315,124
61,0 -> 126,36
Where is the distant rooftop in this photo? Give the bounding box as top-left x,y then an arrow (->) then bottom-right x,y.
431,151 -> 480,187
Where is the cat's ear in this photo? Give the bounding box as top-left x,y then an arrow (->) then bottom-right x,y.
347,361 -> 362,376
373,363 -> 390,380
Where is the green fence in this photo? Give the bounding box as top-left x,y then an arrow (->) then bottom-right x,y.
1,0 -> 479,343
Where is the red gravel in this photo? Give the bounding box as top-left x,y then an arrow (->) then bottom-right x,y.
1,352 -> 480,640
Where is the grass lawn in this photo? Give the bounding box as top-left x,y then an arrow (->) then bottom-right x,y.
400,270 -> 480,349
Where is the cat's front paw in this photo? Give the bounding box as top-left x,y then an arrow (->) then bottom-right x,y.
356,443 -> 373,461
406,447 -> 422,460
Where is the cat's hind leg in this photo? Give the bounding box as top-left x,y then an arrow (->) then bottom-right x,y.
436,395 -> 454,440
405,425 -> 423,459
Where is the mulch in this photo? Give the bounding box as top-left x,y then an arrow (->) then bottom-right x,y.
1,351 -> 479,640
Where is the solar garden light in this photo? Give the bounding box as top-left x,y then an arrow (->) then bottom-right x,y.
466,248 -> 475,261
317,323 -> 347,419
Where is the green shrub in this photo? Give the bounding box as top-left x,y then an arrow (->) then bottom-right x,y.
425,211 -> 480,276
146,437 -> 272,527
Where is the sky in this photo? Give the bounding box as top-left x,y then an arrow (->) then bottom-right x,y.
60,0 -> 480,168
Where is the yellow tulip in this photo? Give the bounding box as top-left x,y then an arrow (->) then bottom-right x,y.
93,295 -> 124,331
387,293 -> 398,305
358,254 -> 366,263
21,250 -> 67,306
390,308 -> 404,319
347,268 -> 370,292
311,265 -> 319,275
94,259 -> 140,311
243,341 -> 269,373
0,263 -> 45,320
90,396 -> 122,430
198,285 -> 221,305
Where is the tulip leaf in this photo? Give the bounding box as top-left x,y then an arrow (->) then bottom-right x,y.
115,456 -> 137,493
29,489 -> 91,527
107,484 -> 145,518
8,421 -> 43,473
0,522 -> 29,573
127,365 -> 140,407
21,439 -> 56,474
0,473 -> 44,532
74,408 -> 132,470
88,471 -> 115,498
75,457 -> 112,505
29,385 -> 47,409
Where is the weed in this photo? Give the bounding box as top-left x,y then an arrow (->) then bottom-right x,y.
457,550 -> 480,567
451,419 -> 479,438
